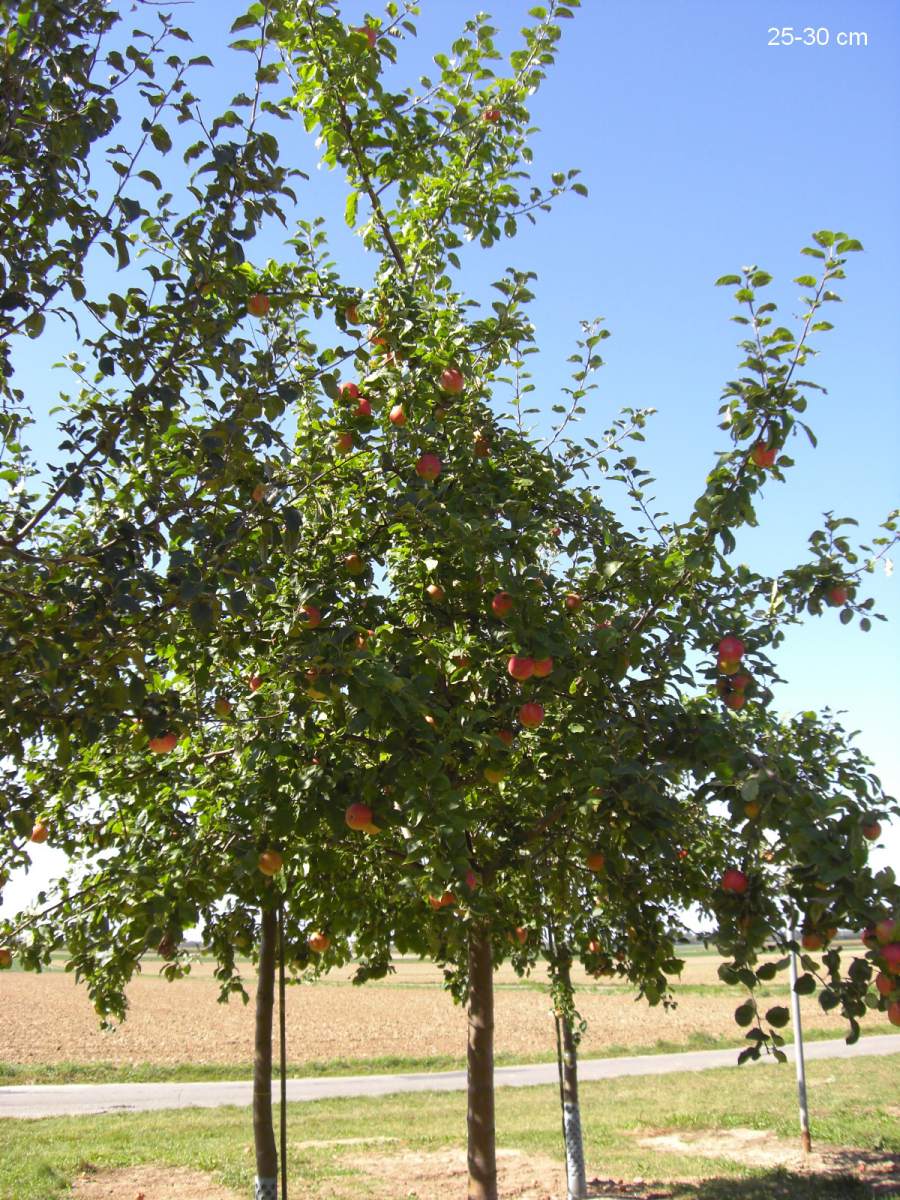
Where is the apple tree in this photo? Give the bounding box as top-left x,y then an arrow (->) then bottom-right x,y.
2,5 -> 899,1200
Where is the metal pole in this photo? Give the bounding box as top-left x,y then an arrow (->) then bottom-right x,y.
278,904 -> 288,1200
788,927 -> 812,1153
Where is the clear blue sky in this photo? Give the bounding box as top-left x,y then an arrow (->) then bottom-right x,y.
9,1 -> 898,910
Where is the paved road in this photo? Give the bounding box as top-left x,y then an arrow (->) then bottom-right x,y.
2,1035 -> 898,1119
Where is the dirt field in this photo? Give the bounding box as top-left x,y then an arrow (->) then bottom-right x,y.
2,951 -> 891,1069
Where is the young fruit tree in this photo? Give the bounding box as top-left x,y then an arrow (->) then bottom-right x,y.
1,5 -> 898,1200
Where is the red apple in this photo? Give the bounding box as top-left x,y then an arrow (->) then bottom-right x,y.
677,848 -> 689,860
801,931 -> 823,951
889,1000 -> 900,1027
148,733 -> 179,754
452,653 -> 471,669
30,821 -> 49,844
718,635 -> 745,662
862,820 -> 881,841
876,972 -> 895,997
428,891 -> 455,910
335,431 -> 354,454
482,107 -> 501,123
586,851 -> 605,873
415,453 -> 442,481
300,604 -> 322,629
247,293 -> 270,318
344,552 -> 365,575
249,674 -> 263,692
875,918 -> 898,946
882,943 -> 900,974
862,927 -> 878,950
750,443 -> 777,468
491,591 -> 513,618
507,655 -> 535,681
721,868 -> 749,895
0,947 -> 11,969
339,381 -> 360,401
439,367 -> 464,395
389,404 -> 406,426
723,692 -> 746,710
496,729 -> 515,746
258,849 -> 283,876
718,657 -> 740,675
511,926 -> 527,945
251,483 -> 267,504
353,397 -> 372,418
351,24 -> 377,49
828,586 -> 849,607
308,931 -> 330,953
345,302 -> 362,325
465,869 -> 479,891
483,766 -> 506,785
518,701 -> 544,729
214,697 -> 232,718
532,657 -> 553,678
564,593 -> 582,612
473,433 -> 491,458
345,802 -> 374,831
426,584 -> 446,603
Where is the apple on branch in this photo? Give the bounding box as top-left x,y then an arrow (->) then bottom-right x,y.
439,367 -> 464,395
721,868 -> 749,894
258,849 -> 283,876
415,453 -> 442,481
491,591 -> 513,618
518,702 -> 544,729
345,802 -> 374,831
148,732 -> 179,754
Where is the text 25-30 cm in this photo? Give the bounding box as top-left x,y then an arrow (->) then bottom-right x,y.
767,27 -> 868,48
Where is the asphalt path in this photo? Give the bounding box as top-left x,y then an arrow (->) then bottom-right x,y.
2,1034 -> 898,1119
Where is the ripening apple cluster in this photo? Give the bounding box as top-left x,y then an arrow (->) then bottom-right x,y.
715,635 -> 751,711
863,916 -> 900,1026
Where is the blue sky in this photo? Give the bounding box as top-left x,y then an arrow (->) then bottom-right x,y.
8,1 -> 898,910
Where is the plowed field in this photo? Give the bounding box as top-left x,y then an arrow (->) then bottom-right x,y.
1,951 -> 886,1069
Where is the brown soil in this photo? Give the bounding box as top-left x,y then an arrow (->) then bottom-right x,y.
70,1164 -> 240,1199
636,1128 -> 900,1194
63,1136 -> 900,1200
0,957 -> 870,1069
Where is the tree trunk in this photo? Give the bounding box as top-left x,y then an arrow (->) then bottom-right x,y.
559,1014 -> 587,1197
254,906 -> 278,1200
467,924 -> 497,1200
554,951 -> 587,1199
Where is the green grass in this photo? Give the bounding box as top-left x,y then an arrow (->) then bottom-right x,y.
0,1056 -> 897,1199
4,1024 -> 898,1087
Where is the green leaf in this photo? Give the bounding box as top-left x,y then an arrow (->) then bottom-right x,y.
150,125 -> 172,153
734,1001 -> 755,1027
793,973 -> 816,995
765,1005 -> 789,1028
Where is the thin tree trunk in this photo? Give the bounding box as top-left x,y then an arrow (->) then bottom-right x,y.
254,906 -> 278,1200
467,924 -> 497,1200
559,1012 -> 587,1196
553,946 -> 587,1199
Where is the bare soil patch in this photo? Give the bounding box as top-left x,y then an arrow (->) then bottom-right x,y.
60,1137 -> 900,1200
69,1164 -> 240,1199
636,1128 -> 900,1194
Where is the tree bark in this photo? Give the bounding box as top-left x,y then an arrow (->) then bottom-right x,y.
553,950 -> 587,1199
254,906 -> 278,1200
467,924 -> 497,1200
